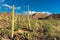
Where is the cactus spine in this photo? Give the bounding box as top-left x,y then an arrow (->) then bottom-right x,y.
11,5 -> 14,38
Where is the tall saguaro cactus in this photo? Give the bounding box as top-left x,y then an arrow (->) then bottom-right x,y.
27,5 -> 30,40
28,5 -> 31,28
11,5 -> 14,38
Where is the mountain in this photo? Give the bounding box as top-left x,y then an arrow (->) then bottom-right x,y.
32,13 -> 60,20
47,14 -> 60,19
32,13 -> 48,19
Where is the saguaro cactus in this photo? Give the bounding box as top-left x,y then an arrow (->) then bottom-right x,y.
11,5 -> 14,38
17,15 -> 21,25
28,5 -> 31,28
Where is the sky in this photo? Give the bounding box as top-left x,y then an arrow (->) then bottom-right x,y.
0,0 -> 60,14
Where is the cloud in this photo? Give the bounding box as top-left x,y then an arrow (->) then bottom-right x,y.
23,11 -> 52,15
39,11 -> 52,15
45,11 -> 52,15
3,4 -> 21,9
15,7 -> 21,9
36,11 -> 52,15
24,11 -> 36,15
3,4 -> 12,9
0,0 -> 5,2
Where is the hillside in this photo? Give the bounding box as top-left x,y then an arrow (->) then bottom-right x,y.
0,13 -> 60,40
32,13 -> 48,19
0,13 -> 19,29
47,14 -> 60,19
0,13 -> 60,29
32,13 -> 60,20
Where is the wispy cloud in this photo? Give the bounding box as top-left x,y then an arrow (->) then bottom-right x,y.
0,0 -> 5,2
38,11 -> 52,15
24,11 -> 52,15
3,4 -> 21,9
15,7 -> 21,9
24,11 -> 36,15
3,4 -> 12,9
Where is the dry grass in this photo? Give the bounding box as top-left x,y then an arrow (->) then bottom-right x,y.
0,13 -> 60,40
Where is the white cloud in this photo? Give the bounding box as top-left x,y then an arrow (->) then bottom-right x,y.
15,7 -> 21,9
3,4 -> 21,9
24,11 -> 36,15
45,11 -> 52,15
23,11 -> 52,15
40,11 -> 52,15
0,0 -> 4,2
3,4 -> 12,9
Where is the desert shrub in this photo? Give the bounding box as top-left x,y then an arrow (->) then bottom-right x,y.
1,29 -> 11,38
14,24 -> 20,31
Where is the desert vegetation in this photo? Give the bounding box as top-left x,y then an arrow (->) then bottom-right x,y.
0,5 -> 60,40
0,13 -> 60,40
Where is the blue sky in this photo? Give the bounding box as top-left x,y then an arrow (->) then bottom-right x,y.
0,0 -> 60,14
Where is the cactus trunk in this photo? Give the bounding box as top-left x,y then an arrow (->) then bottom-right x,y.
11,5 -> 14,38
28,5 -> 30,28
